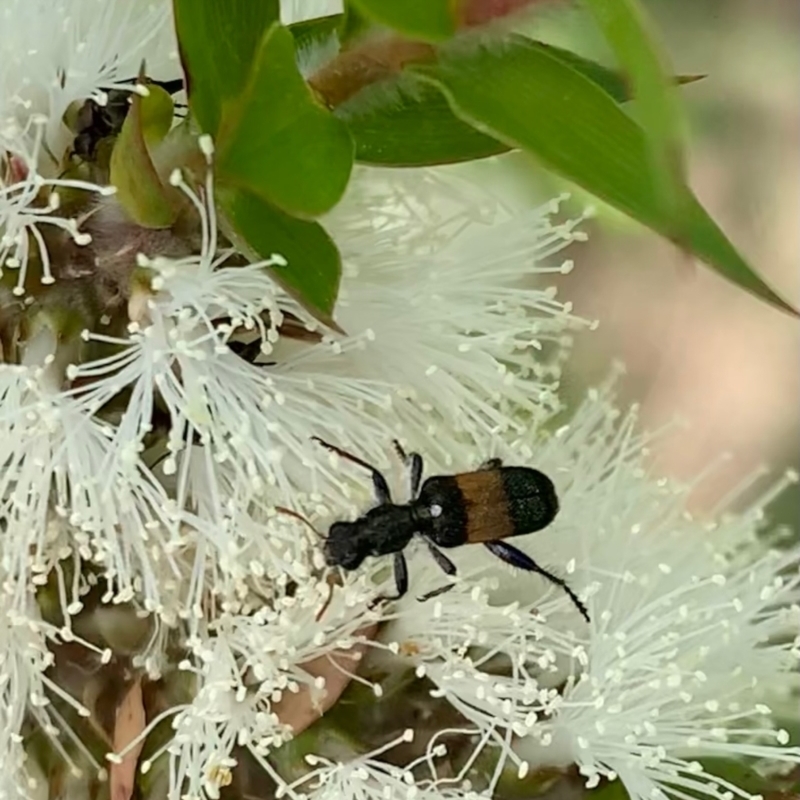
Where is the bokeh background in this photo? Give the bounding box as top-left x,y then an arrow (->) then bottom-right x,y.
518,0 -> 799,522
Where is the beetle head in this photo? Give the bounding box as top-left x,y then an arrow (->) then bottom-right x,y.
324,521 -> 367,570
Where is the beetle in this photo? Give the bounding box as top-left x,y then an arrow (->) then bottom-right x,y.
313,437 -> 589,622
68,77 -> 185,162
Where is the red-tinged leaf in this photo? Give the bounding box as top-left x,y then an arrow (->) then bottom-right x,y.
110,677 -> 146,800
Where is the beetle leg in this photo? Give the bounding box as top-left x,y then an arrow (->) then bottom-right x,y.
312,437 -> 392,504
408,453 -> 424,498
423,538 -> 457,576
393,551 -> 409,597
478,457 -> 503,471
418,582 -> 456,602
483,541 -> 589,623
392,440 -> 424,497
369,552 -> 409,608
417,540 -> 457,602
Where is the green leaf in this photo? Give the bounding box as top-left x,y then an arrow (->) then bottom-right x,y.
217,187 -> 341,322
410,37 -> 796,314
589,759 -> 800,800
217,24 -> 354,218
530,41 -> 703,104
339,5 -> 371,43
342,40 -> 699,167
341,81 -> 508,166
172,0 -> 280,135
286,9 -> 367,51
350,0 -> 457,42
581,0 -> 686,212
139,84 -> 175,146
687,759 -> 767,798
589,780 -> 632,800
778,717 -> 800,747
109,88 -> 177,229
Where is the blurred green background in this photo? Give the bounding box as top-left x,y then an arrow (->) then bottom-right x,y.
526,0 -> 798,524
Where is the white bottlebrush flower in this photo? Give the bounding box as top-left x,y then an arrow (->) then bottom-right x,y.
128,579 -> 378,800
12,144 -> 579,797
280,0 -> 343,26
0,0 -> 585,641
69,151 -> 290,486
67,151 -> 400,520
279,730 -> 432,800
278,726 -> 508,800
66,146 -> 584,534
0,0 -> 176,158
0,319 -> 177,608
2,11 -> 792,800
375,385 -> 800,800
0,582 -> 112,798
280,168 -> 587,472
1,116 -> 114,293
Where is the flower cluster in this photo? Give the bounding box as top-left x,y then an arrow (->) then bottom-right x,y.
0,1 -> 798,800
376,390 -> 800,798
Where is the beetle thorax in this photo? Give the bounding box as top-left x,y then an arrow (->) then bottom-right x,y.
361,503 -> 416,556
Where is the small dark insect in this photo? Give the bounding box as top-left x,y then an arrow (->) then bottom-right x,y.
227,338 -> 275,366
223,311 -> 323,365
313,438 -> 589,622
70,78 -> 184,162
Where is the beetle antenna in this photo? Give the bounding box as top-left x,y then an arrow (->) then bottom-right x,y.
311,436 -> 378,474
315,579 -> 335,622
311,437 -> 393,505
273,506 -> 324,538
